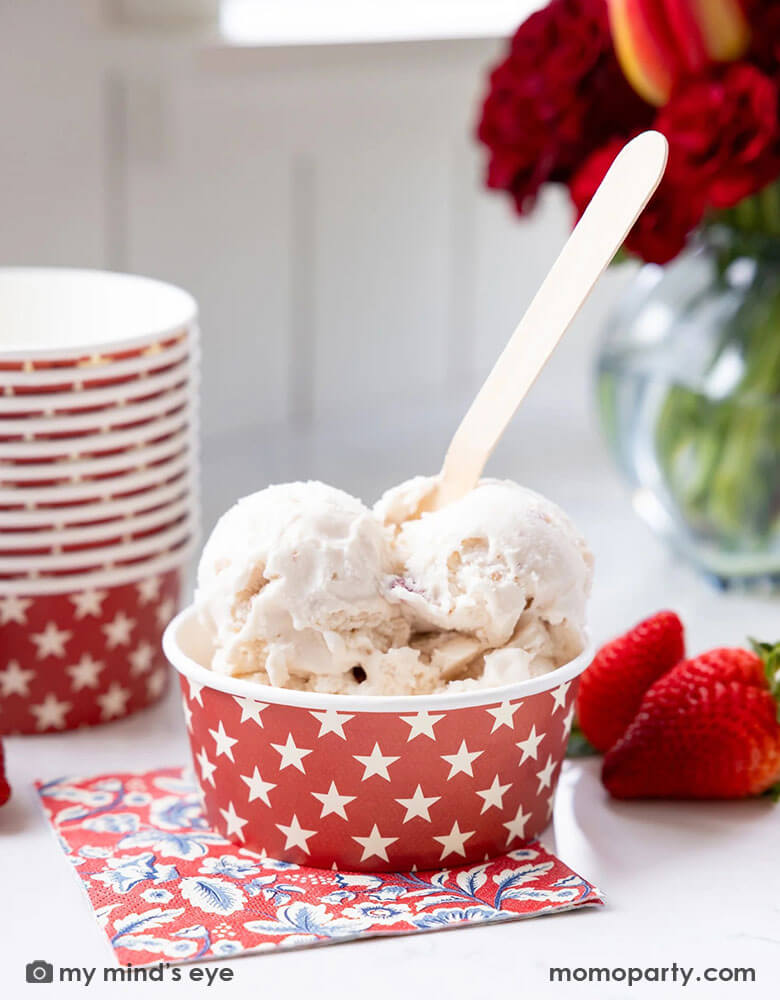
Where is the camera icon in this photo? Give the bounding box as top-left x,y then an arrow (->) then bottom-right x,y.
26,961 -> 54,984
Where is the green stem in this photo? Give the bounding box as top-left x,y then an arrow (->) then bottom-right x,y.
655,234 -> 780,547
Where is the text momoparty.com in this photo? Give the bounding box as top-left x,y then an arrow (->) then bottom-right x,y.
550,964 -> 756,987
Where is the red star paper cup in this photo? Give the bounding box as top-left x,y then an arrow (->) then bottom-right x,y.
0,388 -> 191,444
164,607 -> 590,873
0,336 -> 191,394
0,268 -> 200,736
0,359 -> 195,419
0,517 -> 194,576
0,450 -> 192,508
0,429 -> 193,486
0,555 -> 194,735
0,475 -> 194,530
0,495 -> 193,554
0,409 -> 190,462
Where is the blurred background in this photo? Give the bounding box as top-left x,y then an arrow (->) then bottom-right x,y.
2,0 -> 774,646
0,1 -> 625,518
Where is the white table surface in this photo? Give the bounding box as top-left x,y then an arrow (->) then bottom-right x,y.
2,399 -> 779,998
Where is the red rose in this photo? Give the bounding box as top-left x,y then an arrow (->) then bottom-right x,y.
657,63 -> 780,209
569,139 -> 706,264
477,0 -> 652,212
478,60 -> 570,211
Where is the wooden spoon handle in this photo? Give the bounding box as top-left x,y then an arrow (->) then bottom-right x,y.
435,130 -> 669,508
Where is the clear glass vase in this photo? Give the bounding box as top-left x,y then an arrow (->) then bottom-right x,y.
597,228 -> 780,588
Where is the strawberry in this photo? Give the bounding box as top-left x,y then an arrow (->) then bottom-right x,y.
0,739 -> 10,807
603,642 -> 780,799
576,611 -> 685,752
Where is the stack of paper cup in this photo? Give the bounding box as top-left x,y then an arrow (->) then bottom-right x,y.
0,268 -> 199,734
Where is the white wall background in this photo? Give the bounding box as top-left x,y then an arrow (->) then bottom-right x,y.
0,1 -> 635,530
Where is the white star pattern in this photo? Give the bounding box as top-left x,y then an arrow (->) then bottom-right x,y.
0,594 -> 32,625
271,733 -> 312,773
433,821 -> 474,860
550,680 -> 572,713
220,801 -> 248,841
29,693 -> 71,730
503,805 -> 532,845
311,781 -> 356,820
156,597 -> 175,630
353,743 -> 400,782
97,684 -> 131,720
209,721 -> 238,762
276,814 -> 316,852
136,575 -> 161,605
400,711 -> 445,741
187,678 -> 204,706
536,754 -> 557,792
234,697 -> 268,727
352,824 -> 397,863
181,699 -> 193,730
69,589 -> 107,619
544,789 -> 556,820
30,621 -> 72,659
441,740 -> 483,779
310,708 -> 354,740
476,775 -> 512,814
562,703 -> 576,738
395,785 -> 440,823
240,766 -> 276,806
197,746 -> 217,787
129,642 -> 154,675
10,616 -> 578,863
0,660 -> 34,696
102,611 -> 135,648
516,724 -> 545,764
486,700 -> 521,732
66,654 -> 104,691
147,669 -> 167,700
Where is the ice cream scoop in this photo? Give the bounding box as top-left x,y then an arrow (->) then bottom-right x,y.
379,477 -> 592,648
196,481 -> 408,688
195,476 -> 592,695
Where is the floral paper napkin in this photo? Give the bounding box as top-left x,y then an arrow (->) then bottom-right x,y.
37,767 -> 603,964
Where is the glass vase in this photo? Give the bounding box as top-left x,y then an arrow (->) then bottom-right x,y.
597,228 -> 780,588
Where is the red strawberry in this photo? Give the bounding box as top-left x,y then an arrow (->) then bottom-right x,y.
0,739 -> 10,807
576,611 -> 685,752
603,642 -> 780,799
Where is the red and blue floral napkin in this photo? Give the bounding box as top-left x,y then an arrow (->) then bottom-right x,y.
37,766 -> 603,965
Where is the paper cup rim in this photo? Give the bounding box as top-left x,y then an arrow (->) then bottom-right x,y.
0,386 -> 194,436
0,268 -> 197,360
0,473 -> 196,528
0,356 -> 196,414
0,544 -> 194,595
0,494 -> 197,549
0,449 -> 194,503
0,336 -> 193,386
0,410 -> 192,460
0,426 -> 195,482
0,513 -> 196,573
164,604 -> 593,714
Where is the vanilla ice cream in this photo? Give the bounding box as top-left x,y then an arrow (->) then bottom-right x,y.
195,476 -> 593,695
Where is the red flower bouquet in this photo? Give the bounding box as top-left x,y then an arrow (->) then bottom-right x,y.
477,1 -> 780,585
477,0 -> 780,264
